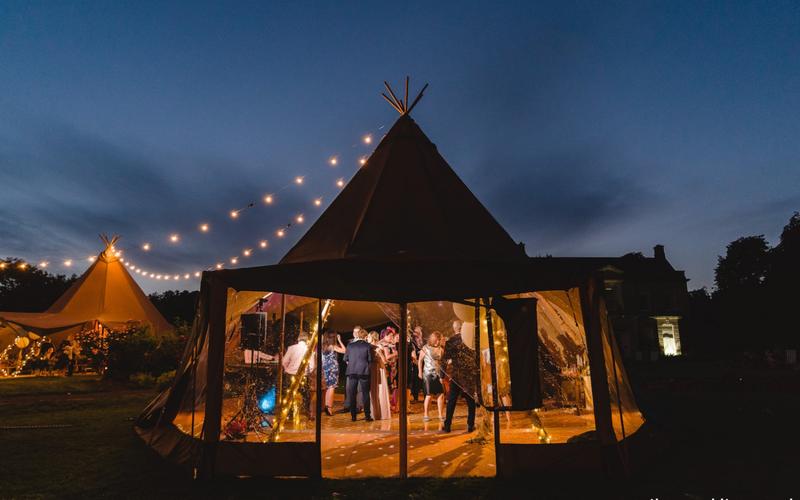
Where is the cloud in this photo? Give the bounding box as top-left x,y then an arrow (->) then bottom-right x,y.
0,117 -> 306,280
477,146 -> 657,252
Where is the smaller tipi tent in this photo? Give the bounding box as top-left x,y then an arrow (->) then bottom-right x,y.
0,235 -> 172,346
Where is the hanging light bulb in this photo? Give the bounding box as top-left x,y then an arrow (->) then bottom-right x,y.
259,240 -> 268,249
243,249 -> 252,257
184,273 -> 190,279
88,256 -> 96,262
296,214 -> 304,224
18,263 -> 27,270
149,273 -> 155,278
199,223 -> 210,232
0,263 -> 6,269
169,234 -> 180,243
39,261 -> 48,268
173,274 -> 180,280
142,243 -> 151,251
329,156 -> 338,166
359,156 -> 367,166
363,134 -> 372,144
336,178 -> 345,188
216,263 -> 223,269
230,210 -> 239,219
264,194 -> 274,204
314,198 -> 322,207
276,229 -> 285,238
194,271 -> 201,277
295,176 -> 304,185
156,275 -> 162,280
230,257 -> 238,265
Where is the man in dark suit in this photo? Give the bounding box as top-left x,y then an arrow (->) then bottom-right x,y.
442,320 -> 477,433
344,326 -> 373,422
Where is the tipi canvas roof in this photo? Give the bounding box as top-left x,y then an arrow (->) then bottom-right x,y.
0,236 -> 172,343
281,113 -> 525,264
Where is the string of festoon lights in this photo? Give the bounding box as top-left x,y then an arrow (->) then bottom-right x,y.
2,127 -> 383,282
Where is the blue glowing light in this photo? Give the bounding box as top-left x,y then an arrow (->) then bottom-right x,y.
258,387 -> 276,414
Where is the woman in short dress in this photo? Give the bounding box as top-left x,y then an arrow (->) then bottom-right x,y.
322,332 -> 346,416
418,331 -> 444,422
367,331 -> 392,420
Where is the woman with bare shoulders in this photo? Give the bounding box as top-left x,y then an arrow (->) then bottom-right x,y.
322,331 -> 346,416
367,331 -> 392,420
418,331 -> 445,422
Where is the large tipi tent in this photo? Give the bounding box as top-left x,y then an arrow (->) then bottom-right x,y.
136,82 -> 645,479
0,235 -> 172,347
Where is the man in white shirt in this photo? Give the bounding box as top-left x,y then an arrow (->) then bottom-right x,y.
282,331 -> 315,375
282,331 -> 315,421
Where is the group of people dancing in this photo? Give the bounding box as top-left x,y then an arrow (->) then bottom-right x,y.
321,325 -> 399,421
320,320 -> 477,433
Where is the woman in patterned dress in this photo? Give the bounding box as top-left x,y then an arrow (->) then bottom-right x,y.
322,331 -> 346,416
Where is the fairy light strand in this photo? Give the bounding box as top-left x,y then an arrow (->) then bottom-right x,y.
5,124 -> 385,280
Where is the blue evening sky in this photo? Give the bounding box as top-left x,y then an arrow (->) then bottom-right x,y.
1,1 -> 798,292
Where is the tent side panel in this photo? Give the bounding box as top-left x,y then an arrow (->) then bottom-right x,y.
199,280 -> 229,477
134,423 -> 203,470
215,442 -> 319,478
598,296 -> 646,440
580,279 -> 615,445
496,442 -> 605,477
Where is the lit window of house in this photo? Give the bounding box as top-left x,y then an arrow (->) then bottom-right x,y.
653,316 -> 682,356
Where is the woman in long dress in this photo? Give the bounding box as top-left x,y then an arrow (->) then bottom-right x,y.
367,331 -> 391,420
380,327 -> 399,412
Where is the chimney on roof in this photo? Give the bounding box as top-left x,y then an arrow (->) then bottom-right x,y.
654,244 -> 666,261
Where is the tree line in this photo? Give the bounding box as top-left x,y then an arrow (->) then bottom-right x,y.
3,213 -> 799,354
0,258 -> 198,326
686,212 -> 800,354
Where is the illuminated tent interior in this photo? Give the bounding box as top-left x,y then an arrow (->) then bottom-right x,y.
0,235 -> 172,352
135,86 -> 645,479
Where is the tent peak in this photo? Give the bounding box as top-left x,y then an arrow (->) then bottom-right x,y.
99,234 -> 121,262
381,77 -> 428,116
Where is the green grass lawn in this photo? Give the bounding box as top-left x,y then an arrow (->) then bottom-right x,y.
1,362 -> 799,499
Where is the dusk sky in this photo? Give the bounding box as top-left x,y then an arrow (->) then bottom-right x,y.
1,1 -> 798,293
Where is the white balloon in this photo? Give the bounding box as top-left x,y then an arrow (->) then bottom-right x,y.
460,322 -> 475,350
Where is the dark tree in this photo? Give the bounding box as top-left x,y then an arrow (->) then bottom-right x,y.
683,288 -> 718,355
764,212 -> 800,348
148,290 -> 199,326
767,212 -> 800,287
714,236 -> 770,293
712,236 -> 771,351
0,258 -> 77,312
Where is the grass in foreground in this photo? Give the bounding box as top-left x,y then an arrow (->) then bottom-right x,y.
1,361 -> 799,499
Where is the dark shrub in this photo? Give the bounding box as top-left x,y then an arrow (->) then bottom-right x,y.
105,327 -> 184,381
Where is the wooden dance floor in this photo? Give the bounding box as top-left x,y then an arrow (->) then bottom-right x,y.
174,395 -> 597,478
320,399 -> 496,478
